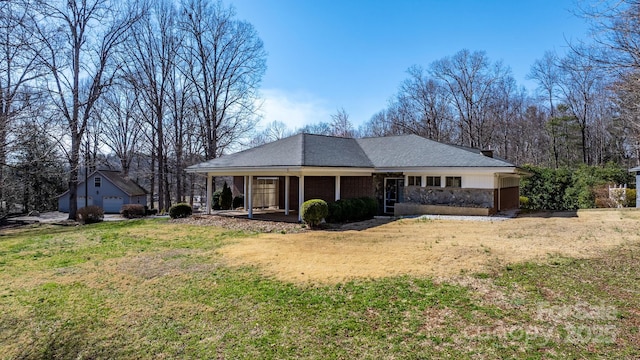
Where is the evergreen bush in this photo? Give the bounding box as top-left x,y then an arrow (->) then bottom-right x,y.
169,203 -> 192,219
232,195 -> 244,209
301,199 -> 328,228
220,182 -> 233,210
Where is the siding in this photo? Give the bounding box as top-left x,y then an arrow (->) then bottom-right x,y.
340,176 -> 374,199
304,176 -> 335,203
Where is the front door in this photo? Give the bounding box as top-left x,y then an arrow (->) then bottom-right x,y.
384,178 -> 404,214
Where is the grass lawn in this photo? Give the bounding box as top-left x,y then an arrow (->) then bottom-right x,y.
0,212 -> 639,359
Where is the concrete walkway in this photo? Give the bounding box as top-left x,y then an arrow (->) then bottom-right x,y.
10,211 -> 127,224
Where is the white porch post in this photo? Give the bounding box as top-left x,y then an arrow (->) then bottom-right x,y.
206,173 -> 212,215
335,175 -> 341,201
284,176 -> 290,215
243,176 -> 248,209
247,175 -> 253,219
298,175 -> 305,222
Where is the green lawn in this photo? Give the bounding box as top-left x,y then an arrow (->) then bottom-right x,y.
0,219 -> 638,359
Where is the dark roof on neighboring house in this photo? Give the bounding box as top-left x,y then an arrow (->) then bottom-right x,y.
58,170 -> 147,197
99,170 -> 147,196
186,133 -> 517,172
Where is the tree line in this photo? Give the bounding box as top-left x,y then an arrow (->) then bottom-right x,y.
2,0 -> 640,218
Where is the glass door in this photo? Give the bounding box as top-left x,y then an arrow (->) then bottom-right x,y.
384,178 -> 404,214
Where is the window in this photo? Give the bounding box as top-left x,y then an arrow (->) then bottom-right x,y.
407,176 -> 421,186
445,176 -> 461,188
94,176 -> 101,188
426,176 -> 441,187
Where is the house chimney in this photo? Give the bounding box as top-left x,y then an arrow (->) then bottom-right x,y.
481,149 -> 494,158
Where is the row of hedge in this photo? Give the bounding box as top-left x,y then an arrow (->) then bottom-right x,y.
520,163 -> 634,210
301,197 -> 378,228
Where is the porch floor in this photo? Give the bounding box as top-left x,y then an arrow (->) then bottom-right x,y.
208,208 -> 301,223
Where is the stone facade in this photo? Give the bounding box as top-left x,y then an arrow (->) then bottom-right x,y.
404,186 -> 495,209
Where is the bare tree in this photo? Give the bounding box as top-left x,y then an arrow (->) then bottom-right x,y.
0,1 -> 46,214
179,0 -> 266,159
96,86 -> 144,176
557,50 -> 608,164
394,65 -> 453,142
124,0 -> 178,211
330,107 -> 354,138
430,49 -> 509,148
32,0 -> 142,219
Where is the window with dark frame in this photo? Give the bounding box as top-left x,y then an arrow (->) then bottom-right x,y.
95,176 -> 101,188
426,176 -> 441,187
408,176 -> 422,186
445,176 -> 461,188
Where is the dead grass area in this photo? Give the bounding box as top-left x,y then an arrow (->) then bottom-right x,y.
220,209 -> 640,284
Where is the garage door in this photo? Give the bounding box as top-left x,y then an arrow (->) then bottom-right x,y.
103,196 -> 124,214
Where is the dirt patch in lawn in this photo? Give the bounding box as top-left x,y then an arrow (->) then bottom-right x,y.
219,209 -> 640,284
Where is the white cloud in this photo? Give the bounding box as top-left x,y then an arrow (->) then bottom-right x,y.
256,88 -> 332,131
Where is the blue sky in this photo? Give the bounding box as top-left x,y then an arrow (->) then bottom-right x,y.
231,0 -> 591,130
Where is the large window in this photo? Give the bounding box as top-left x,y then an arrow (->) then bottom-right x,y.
426,176 -> 441,187
407,176 -> 422,186
445,176 -> 461,188
94,176 -> 101,188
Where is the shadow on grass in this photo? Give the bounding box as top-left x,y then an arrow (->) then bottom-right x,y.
517,210 -> 578,218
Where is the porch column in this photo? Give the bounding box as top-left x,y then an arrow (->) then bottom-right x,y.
206,173 -> 212,215
247,175 -> 253,219
335,175 -> 340,201
243,176 -> 248,209
298,175 -> 305,222
284,176 -> 290,215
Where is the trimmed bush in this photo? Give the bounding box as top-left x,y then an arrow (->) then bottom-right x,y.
120,204 -> 145,219
76,205 -> 104,224
220,182 -> 233,210
169,203 -> 192,219
626,189 -> 637,207
301,199 -> 328,228
519,196 -> 530,209
212,190 -> 222,210
327,197 -> 378,223
232,195 -> 244,209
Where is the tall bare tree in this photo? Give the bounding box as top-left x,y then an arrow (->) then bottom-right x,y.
32,0 -> 142,219
0,1 -> 45,214
124,0 -> 178,211
430,49 -> 509,148
179,0 -> 266,159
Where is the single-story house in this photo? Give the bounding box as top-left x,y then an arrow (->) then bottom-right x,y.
186,133 -> 526,220
58,170 -> 147,213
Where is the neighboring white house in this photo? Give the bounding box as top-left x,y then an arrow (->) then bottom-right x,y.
58,170 -> 147,213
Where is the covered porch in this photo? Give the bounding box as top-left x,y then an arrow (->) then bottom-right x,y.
202,170 -> 374,221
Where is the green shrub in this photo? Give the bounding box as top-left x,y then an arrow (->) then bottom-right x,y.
327,197 -> 378,223
76,205 -> 104,224
120,204 -> 146,219
519,196 -> 530,208
169,203 -> 192,219
232,195 -> 244,209
626,188 -> 637,207
301,199 -> 328,228
212,190 -> 222,210
220,182 -> 233,210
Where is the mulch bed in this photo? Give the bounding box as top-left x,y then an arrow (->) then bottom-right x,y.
169,214 -> 308,233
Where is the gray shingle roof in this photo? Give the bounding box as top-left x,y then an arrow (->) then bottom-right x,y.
100,170 -> 147,196
186,133 -> 516,171
356,134 -> 514,168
